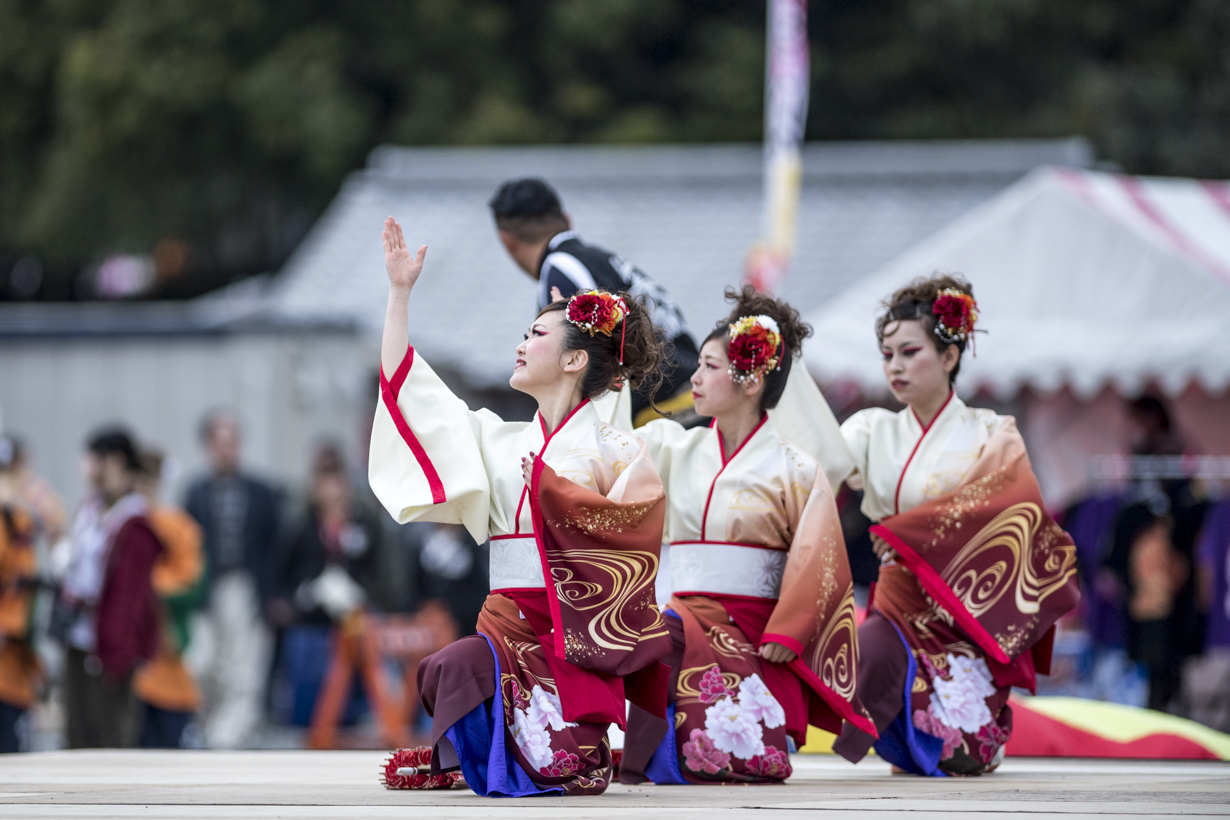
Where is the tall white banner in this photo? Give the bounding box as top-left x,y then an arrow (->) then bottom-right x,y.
745,0 -> 810,294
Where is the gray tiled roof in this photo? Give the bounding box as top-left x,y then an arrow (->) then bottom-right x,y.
270,139 -> 1093,386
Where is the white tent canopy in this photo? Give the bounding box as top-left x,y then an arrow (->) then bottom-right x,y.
803,167 -> 1230,400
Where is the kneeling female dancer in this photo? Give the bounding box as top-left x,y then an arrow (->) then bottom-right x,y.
831,275 -> 1080,775
369,218 -> 672,795
619,287 -> 875,785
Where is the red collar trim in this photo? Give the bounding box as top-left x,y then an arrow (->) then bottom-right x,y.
537,398 -> 591,448
910,389 -> 955,433
714,414 -> 768,467
701,415 -> 768,539
893,390 -> 955,515
515,398 -> 592,535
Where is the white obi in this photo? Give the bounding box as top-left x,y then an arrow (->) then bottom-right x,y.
488,535 -> 545,590
670,541 -> 787,600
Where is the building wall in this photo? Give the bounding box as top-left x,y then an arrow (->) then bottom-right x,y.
0,332 -> 378,513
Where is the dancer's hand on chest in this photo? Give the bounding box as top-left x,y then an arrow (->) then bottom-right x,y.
521,451 -> 537,486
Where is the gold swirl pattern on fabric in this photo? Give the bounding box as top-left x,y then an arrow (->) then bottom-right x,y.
940,502 -> 1077,622
789,481 -> 811,510
808,585 -> 858,700
676,665 -> 741,705
551,548 -> 666,652
729,485 -> 775,512
943,503 -> 1031,618
556,469 -> 598,488
502,637 -> 546,675
707,626 -> 756,659
564,445 -> 604,461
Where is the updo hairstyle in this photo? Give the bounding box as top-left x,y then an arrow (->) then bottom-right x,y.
538,293 -> 665,404
703,285 -> 813,410
875,274 -> 975,384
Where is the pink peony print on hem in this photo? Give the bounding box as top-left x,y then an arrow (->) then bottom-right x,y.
682,728 -> 731,774
929,653 -> 996,733
912,705 -> 963,760
546,749 -> 584,777
681,669 -> 791,780
976,722 -> 1010,764
705,695 -> 765,759
911,651 -> 1011,766
698,665 -> 734,704
747,745 -> 793,779
509,684 -> 580,775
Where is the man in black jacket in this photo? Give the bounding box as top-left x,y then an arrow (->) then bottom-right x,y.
273,444 -> 382,628
183,409 -> 281,748
490,177 -> 700,426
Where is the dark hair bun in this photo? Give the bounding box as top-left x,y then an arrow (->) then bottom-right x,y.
704,285 -> 813,410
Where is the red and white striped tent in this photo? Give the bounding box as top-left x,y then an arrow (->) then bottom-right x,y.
803,167 -> 1230,506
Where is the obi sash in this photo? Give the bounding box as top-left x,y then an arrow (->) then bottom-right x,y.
670,541 -> 787,599
489,535 -> 544,590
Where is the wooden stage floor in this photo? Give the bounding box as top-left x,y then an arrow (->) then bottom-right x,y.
1,750 -> 1227,819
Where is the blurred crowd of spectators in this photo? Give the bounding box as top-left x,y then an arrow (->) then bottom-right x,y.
0,412 -> 487,752
1049,397 -> 1230,732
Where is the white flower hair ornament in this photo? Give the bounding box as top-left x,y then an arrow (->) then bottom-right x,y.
727,314 -> 783,385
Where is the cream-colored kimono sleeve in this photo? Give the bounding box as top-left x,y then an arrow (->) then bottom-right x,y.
838,408 -> 880,493
768,356 -> 856,493
368,346 -> 501,544
629,418 -> 697,499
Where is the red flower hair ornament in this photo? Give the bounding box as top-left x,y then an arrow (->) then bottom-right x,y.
932,288 -> 979,347
566,290 -> 628,364
727,315 -> 783,385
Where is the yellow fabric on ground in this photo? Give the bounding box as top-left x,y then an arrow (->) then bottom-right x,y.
801,727 -> 840,754
1011,696 -> 1230,759
801,697 -> 1230,758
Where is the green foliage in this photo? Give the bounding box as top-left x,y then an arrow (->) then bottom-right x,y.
0,0 -> 1226,297
807,0 -> 1230,178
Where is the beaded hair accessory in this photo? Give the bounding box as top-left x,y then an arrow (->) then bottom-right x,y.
931,288 -> 979,346
727,315 -> 783,385
566,290 -> 628,364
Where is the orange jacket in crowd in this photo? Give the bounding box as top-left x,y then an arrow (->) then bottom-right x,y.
133,505 -> 205,713
0,506 -> 39,709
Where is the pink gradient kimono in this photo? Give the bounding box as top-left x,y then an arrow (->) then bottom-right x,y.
370,347 -> 670,795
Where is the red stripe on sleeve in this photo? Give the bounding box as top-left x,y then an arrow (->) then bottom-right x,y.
379,346 -> 446,505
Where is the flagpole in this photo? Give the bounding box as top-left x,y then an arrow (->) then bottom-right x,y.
745,0 -> 810,294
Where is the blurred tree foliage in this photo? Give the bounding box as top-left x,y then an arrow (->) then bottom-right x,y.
0,0 -> 1226,298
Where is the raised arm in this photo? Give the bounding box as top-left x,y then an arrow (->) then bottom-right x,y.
370,217 -> 503,545
381,216 -> 428,376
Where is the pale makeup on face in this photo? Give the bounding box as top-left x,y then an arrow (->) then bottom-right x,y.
509,312 -> 568,395
880,319 -> 957,423
689,338 -> 760,418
